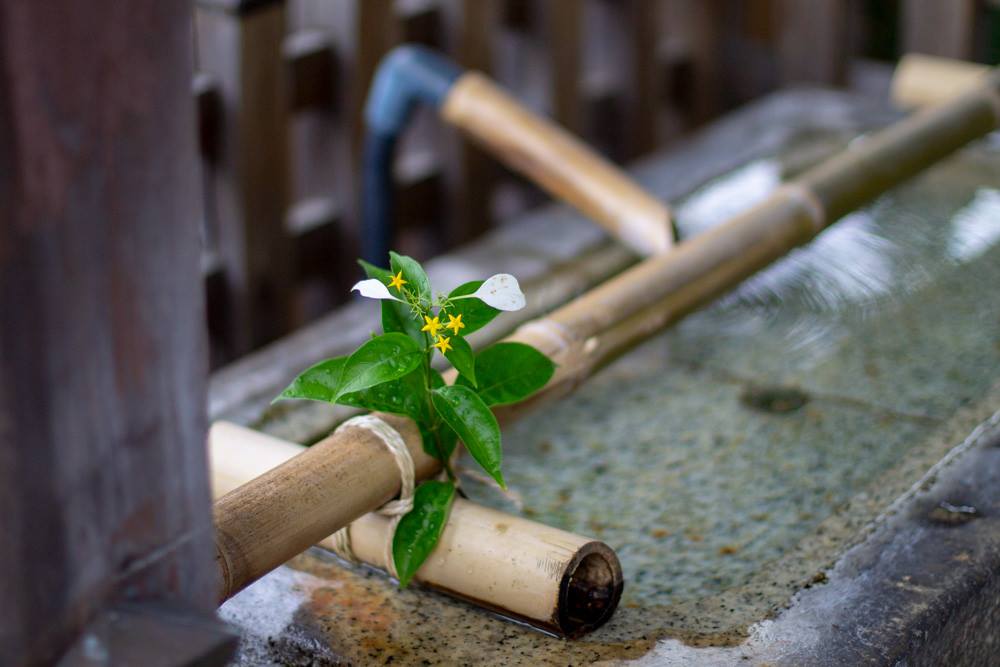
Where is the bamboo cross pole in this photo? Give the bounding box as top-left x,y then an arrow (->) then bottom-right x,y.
211,423 -> 623,637
213,70 -> 1000,602
213,414 -> 439,601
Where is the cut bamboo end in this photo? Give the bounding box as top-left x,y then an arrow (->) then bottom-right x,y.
442,71 -> 674,257
210,422 -> 623,637
346,500 -> 623,637
892,53 -> 990,109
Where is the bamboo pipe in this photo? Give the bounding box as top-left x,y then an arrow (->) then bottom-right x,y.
442,72 -> 674,256
214,72 -> 1000,602
211,423 -> 623,637
892,53 -> 990,109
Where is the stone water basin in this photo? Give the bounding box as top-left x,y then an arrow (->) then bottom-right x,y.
217,90 -> 1000,665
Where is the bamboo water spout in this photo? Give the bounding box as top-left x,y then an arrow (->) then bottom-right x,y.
892,53 -> 990,109
211,423 -> 623,637
213,70 -> 1000,602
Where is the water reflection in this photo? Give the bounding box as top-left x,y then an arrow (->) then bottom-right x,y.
947,188 -> 1000,263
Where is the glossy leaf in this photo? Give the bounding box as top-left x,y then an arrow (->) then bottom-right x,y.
421,370 -> 457,459
277,356 -> 347,403
436,421 -> 458,461
359,259 -> 425,344
432,385 -> 505,488
440,281 -> 501,335
390,251 -> 431,307
338,367 -> 425,419
457,342 -> 555,406
443,336 -> 476,387
392,480 -> 455,587
417,420 -> 458,462
336,333 -> 423,400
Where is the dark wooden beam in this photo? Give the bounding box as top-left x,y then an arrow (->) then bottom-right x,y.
0,0 -> 233,664
284,29 -> 337,112
778,0 -> 848,86
195,0 -> 296,352
902,0 -> 976,60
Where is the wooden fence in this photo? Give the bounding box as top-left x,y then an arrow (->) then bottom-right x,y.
193,0 -> 993,365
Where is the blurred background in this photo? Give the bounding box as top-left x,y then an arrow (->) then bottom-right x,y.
193,0 -> 1000,367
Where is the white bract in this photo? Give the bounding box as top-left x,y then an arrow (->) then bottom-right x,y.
474,274 -> 525,311
352,278 -> 403,302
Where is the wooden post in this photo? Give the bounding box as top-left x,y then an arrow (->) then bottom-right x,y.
777,0 -> 848,86
440,0 -> 502,246
291,0 -> 397,279
0,0 -> 234,664
540,0 -> 584,136
902,0 -> 977,60
195,0 -> 295,354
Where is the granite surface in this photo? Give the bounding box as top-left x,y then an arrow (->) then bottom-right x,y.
217,90 -> 1000,665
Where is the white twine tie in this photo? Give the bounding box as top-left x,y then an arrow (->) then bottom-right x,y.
328,415 -> 414,580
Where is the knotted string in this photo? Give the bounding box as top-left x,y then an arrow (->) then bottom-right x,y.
328,415 -> 414,580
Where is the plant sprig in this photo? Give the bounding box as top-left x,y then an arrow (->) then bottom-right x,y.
275,251 -> 555,586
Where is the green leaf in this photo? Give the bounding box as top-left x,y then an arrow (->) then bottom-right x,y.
457,342 -> 555,406
276,356 -> 347,403
359,259 -> 425,344
357,258 -> 390,282
390,251 -> 431,307
430,368 -> 446,389
336,333 -> 423,400
338,367 -> 425,420
431,385 -> 505,488
436,421 -> 458,461
443,336 -> 476,387
440,281 -> 501,336
417,420 -> 458,462
418,369 -> 458,461
392,480 -> 455,587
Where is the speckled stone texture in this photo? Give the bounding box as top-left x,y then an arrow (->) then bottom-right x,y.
217,89 -> 1000,665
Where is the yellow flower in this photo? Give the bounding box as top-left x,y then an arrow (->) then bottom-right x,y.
445,313 -> 465,335
387,271 -> 407,291
433,335 -> 452,354
421,315 -> 443,337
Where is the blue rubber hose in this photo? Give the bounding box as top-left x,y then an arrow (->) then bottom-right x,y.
361,45 -> 463,264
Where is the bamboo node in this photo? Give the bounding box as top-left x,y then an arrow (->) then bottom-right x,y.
329,415 -> 415,580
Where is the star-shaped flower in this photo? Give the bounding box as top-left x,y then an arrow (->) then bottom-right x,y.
445,313 -> 465,335
421,315 -> 443,337
387,271 -> 407,291
432,335 -> 452,354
